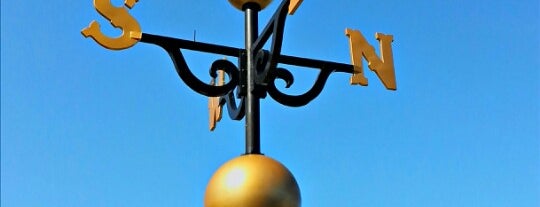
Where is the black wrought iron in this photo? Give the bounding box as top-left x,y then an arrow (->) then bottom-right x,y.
137,0 -> 362,155
252,0 -> 289,86
244,3 -> 261,154
80,1 -> 397,204
267,67 -> 333,107
141,33 -> 240,97
220,92 -> 246,120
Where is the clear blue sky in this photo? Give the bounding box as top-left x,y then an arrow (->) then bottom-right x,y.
2,0 -> 539,206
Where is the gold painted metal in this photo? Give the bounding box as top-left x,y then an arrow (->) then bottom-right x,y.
209,70 -> 224,131
346,28 -> 396,90
81,0 -> 142,50
288,0 -> 303,15
205,154 -> 301,207
228,0 -> 272,10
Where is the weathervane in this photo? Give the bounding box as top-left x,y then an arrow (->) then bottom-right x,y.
82,0 -> 396,206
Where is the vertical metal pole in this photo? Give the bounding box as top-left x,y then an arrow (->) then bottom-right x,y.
244,3 -> 261,154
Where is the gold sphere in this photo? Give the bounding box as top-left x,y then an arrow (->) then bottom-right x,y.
228,0 -> 273,11
204,154 -> 301,207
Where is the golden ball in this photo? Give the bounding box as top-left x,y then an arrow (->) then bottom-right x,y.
228,0 -> 273,11
204,154 -> 301,207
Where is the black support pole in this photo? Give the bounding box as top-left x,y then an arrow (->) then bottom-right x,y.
244,3 -> 261,154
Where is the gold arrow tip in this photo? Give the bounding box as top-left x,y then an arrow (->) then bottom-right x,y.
289,0 -> 303,15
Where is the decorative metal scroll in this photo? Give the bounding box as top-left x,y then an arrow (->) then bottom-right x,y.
81,0 -> 397,131
252,0 -> 289,86
140,34 -> 247,128
267,67 -> 333,107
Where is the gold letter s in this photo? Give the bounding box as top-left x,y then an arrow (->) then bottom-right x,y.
81,0 -> 142,50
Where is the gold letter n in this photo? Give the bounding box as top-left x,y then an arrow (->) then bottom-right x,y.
346,29 -> 396,90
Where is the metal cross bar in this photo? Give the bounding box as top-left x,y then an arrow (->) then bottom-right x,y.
139,33 -> 355,81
